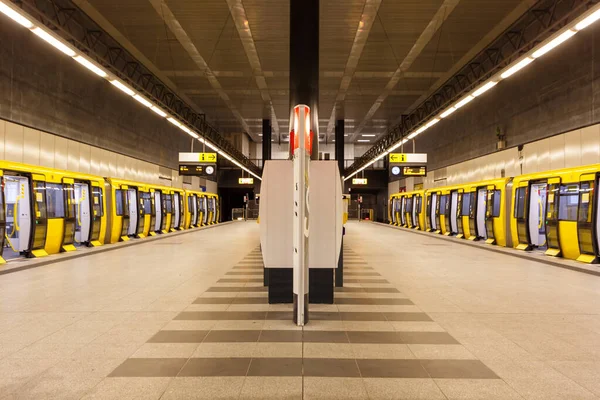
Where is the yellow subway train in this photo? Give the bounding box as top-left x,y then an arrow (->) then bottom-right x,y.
0,161 -> 218,264
390,164 -> 600,264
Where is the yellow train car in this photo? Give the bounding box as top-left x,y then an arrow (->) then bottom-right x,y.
206,193 -> 219,224
425,185 -> 465,236
389,194 -> 400,225
183,189 -> 204,229
510,164 -> 600,263
0,161 -> 106,262
400,190 -> 425,230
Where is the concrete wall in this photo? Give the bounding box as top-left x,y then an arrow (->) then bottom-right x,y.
414,23 -> 600,173
0,20 -> 191,170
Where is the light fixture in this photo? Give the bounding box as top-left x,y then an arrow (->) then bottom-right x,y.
425,118 -> 440,128
32,28 -> 75,57
73,56 -> 107,77
150,106 -> 167,118
167,117 -> 181,127
576,9 -> 600,30
133,94 -> 152,108
455,95 -> 474,109
205,141 -> 218,151
472,81 -> 498,97
501,57 -> 533,79
407,131 -> 418,140
388,142 -> 401,152
357,139 -> 370,142
344,134 -> 349,137
362,134 -> 376,137
110,80 -> 135,96
532,29 -> 577,58
440,107 -> 457,118
0,1 -> 33,28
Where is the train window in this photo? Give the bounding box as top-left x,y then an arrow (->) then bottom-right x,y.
439,195 -> 448,215
578,182 -> 594,224
468,192 -> 476,218
514,187 -> 527,219
164,194 -> 173,213
490,190 -> 501,218
45,183 -> 65,218
92,187 -> 104,217
406,197 -> 413,212
115,189 -> 125,216
416,196 -> 422,212
461,192 -> 471,216
426,196 -> 431,216
141,192 -> 152,214
558,184 -> 579,221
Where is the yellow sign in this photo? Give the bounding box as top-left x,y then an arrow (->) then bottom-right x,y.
352,178 -> 368,185
239,178 -> 254,185
198,153 -> 217,163
402,166 -> 427,176
389,153 -> 407,163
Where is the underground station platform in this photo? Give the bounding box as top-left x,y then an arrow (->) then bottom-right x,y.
0,221 -> 599,399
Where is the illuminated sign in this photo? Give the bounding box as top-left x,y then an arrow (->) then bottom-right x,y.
178,164 -> 216,177
352,178 -> 368,185
239,178 -> 254,184
389,153 -> 427,164
179,152 -> 217,163
401,166 -> 427,176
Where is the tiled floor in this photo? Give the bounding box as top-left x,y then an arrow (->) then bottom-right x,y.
1,221 -> 600,399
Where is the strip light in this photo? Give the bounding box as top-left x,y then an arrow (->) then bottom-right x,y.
501,57 -> 533,79
455,95 -> 474,109
133,94 -> 153,108
150,106 -> 167,118
0,2 -> 33,28
440,107 -> 456,118
110,80 -> 135,96
576,9 -> 600,30
74,56 -> 107,77
32,28 -> 75,57
532,30 -> 577,58
472,81 -> 498,97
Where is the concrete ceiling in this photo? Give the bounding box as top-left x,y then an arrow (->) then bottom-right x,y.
81,0 -> 528,145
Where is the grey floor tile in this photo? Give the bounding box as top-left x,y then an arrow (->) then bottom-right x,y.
303,377 -> 369,399
357,359 -> 429,378
247,358 -> 302,376
363,378 -> 446,399
365,287 -> 400,293
303,358 -> 361,377
336,297 -> 413,305
233,297 -> 268,304
340,312 -> 388,321
147,330 -> 210,343
204,330 -> 261,342
218,278 -> 263,283
160,377 -> 245,400
258,330 -> 303,342
266,311 -> 294,320
346,331 -> 403,344
303,330 -> 349,343
421,360 -> 499,379
174,311 -> 267,320
81,377 -> 173,400
398,331 -> 460,344
239,376 -> 303,400
226,271 -> 263,276
345,279 -> 390,284
108,358 -> 186,377
179,358 -> 251,376
193,297 -> 236,304
385,312 -> 433,322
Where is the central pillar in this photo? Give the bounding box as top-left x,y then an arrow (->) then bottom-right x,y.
335,119 -> 345,287
290,0 -> 319,160
262,119 -> 271,286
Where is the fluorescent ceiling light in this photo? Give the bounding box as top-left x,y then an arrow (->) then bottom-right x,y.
440,107 -> 457,118
73,56 -> 107,77
133,94 -> 152,108
167,117 -> 181,127
0,2 -> 33,28
362,134 -> 376,137
425,118 -> 440,128
110,80 -> 135,96
388,142 -> 401,152
407,131 -> 419,140
455,95 -> 474,109
205,141 -> 218,150
150,106 -> 167,118
32,28 -> 75,57
501,57 -> 533,79
576,9 -> 600,30
414,125 -> 427,135
344,134 -> 349,136
532,30 -> 577,58
472,81 -> 498,97
357,139 -> 370,142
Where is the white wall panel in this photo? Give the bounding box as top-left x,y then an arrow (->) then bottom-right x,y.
549,134 -> 565,170
67,140 -> 80,172
206,180 -> 217,194
5,121 -> 24,163
90,146 -> 102,176
564,129 -> 582,168
581,125 -> 600,165
54,136 -> 68,170
23,127 -> 40,166
79,143 -> 91,174
0,120 -> 5,160
39,131 -> 55,168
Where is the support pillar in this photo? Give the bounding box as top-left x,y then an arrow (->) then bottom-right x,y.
335,119 -> 345,287
262,119 -> 271,287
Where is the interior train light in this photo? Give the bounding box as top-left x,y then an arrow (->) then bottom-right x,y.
576,8 -> 600,30
0,1 -> 33,28
110,80 -> 135,96
32,27 -> 75,57
133,94 -> 152,107
501,57 -> 533,79
472,81 -> 498,97
440,107 -> 456,118
150,106 -> 167,118
73,56 -> 107,77
455,95 -> 474,109
533,30 -> 577,58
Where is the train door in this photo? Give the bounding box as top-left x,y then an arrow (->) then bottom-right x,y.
74,182 -> 91,245
414,195 -> 422,230
3,174 -> 32,258
528,182 -> 548,249
440,194 -> 450,234
173,193 -> 181,230
476,188 -> 488,240
160,192 -> 169,232
406,196 -> 414,227
0,173 -> 5,263
390,198 -> 396,225
456,193 -> 464,238
127,188 -> 138,237
426,194 -> 435,231
154,191 -> 162,233
115,186 -> 130,241
139,191 -> 152,237
179,193 -> 185,229
190,194 -> 198,226
485,187 -> 502,245
544,181 -> 569,257
433,193 -> 441,233
394,198 -> 401,226
449,191 -> 459,235
203,197 -> 209,225
577,178 -> 598,263
62,179 -> 77,251
89,184 -> 103,246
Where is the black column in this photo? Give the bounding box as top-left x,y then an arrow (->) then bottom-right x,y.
290,0 -> 319,160
335,119 -> 345,287
262,119 -> 271,286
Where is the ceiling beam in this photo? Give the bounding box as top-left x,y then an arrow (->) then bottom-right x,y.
225,0 -> 280,137
162,70 -> 445,78
147,0 -> 256,139
324,0 -> 383,138
350,0 -> 461,140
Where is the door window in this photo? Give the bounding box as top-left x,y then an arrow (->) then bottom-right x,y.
558,184 -> 579,221
115,189 -> 126,216
515,187 -> 527,219
45,183 -> 65,218
578,181 -> 595,254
